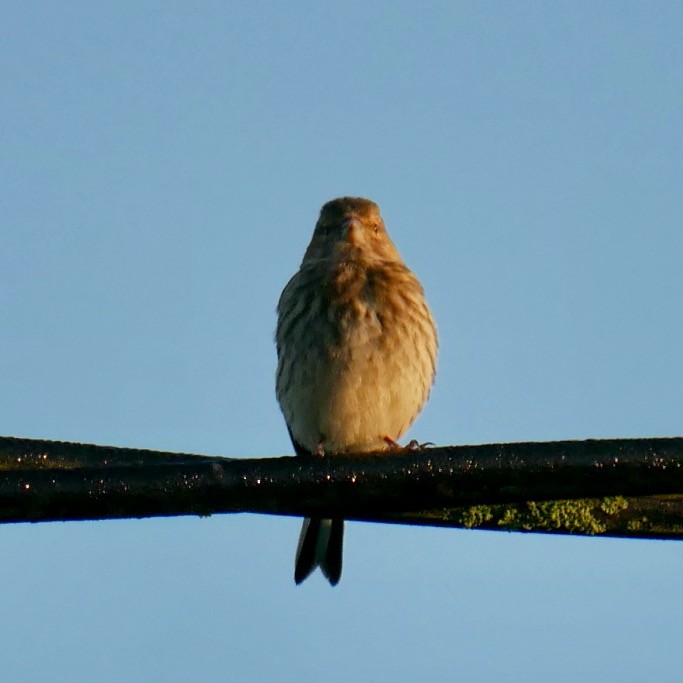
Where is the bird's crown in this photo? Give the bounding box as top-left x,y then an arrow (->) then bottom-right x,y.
320,197 -> 379,220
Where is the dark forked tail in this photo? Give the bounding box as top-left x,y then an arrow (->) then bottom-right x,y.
294,517 -> 344,586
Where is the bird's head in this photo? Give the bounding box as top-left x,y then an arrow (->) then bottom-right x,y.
302,197 -> 402,266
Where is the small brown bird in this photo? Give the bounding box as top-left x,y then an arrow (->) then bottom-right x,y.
275,197 -> 438,585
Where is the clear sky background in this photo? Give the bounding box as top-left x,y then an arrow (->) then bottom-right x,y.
1,2 -> 682,681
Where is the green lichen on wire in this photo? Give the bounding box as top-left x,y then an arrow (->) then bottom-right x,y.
626,517 -> 649,531
453,496 -> 630,534
459,505 -> 494,528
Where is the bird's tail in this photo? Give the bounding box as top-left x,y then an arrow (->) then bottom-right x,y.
294,517 -> 344,586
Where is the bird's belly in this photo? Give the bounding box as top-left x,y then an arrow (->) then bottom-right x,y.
282,319 -> 432,454
319,359 -> 423,453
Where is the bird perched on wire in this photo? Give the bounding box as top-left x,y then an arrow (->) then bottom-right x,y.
275,197 -> 438,586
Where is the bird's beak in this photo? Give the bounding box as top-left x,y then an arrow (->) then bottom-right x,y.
342,216 -> 363,243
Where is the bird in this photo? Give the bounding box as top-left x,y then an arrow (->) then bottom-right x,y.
275,197 -> 438,586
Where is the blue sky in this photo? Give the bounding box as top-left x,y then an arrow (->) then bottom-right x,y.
1,2 -> 682,681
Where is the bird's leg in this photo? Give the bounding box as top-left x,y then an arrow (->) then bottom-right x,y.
384,437 -> 434,451
316,441 -> 333,481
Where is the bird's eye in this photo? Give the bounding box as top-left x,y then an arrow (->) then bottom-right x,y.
372,222 -> 379,233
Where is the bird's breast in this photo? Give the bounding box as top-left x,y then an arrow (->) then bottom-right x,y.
276,261 -> 437,454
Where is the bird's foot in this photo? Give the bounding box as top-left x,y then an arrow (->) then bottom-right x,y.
406,439 -> 435,450
384,437 -> 434,451
315,442 -> 326,458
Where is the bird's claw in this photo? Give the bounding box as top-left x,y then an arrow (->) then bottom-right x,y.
405,439 -> 435,450
383,437 -> 435,451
